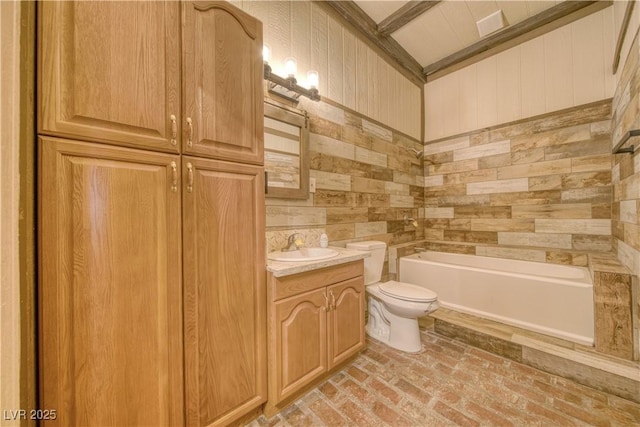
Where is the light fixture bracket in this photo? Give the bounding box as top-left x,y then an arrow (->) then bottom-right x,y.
263,63 -> 321,104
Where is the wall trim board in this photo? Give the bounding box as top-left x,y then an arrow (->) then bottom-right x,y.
377,1 -> 440,37
424,98 -> 612,145
612,0 -> 636,74
19,1 -> 36,424
426,1 -> 612,82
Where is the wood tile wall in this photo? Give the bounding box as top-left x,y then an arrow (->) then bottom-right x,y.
611,22 -> 640,360
266,99 -> 424,281
423,100 -> 614,267
612,28 -> 640,278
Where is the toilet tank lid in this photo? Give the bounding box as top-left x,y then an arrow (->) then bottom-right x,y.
346,241 -> 386,250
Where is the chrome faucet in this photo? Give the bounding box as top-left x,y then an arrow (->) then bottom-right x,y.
282,233 -> 305,252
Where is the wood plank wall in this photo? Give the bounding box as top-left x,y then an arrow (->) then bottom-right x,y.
0,1 -> 23,424
610,0 -> 639,361
611,1 -> 640,279
236,1 -> 422,140
425,7 -> 616,142
422,100 -> 614,267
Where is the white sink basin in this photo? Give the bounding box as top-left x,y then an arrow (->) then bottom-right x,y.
268,248 -> 339,262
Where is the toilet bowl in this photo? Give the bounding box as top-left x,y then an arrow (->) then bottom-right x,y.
346,241 -> 439,353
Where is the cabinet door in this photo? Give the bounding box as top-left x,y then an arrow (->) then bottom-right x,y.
38,2 -> 180,152
182,156 -> 266,426
39,137 -> 183,426
272,289 -> 328,403
328,277 -> 366,369
182,1 -> 264,164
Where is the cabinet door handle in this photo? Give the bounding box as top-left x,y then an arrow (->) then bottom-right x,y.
186,117 -> 193,147
170,161 -> 178,193
170,114 -> 177,145
323,293 -> 329,311
329,290 -> 336,310
186,162 -> 194,193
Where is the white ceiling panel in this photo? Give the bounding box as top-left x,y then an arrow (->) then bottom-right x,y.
496,1 -> 529,25
465,1 -> 500,22
352,0 -> 562,68
353,0 -> 410,24
526,0 -> 559,16
438,1 -> 483,46
393,6 -> 464,66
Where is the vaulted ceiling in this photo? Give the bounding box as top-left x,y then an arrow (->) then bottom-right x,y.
323,0 -> 609,83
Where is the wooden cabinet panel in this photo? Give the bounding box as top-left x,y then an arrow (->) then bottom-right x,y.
272,289 -> 328,402
38,137 -> 183,426
182,156 -> 266,426
38,2 -> 180,152
328,277 -> 366,369
183,1 -> 264,164
267,261 -> 365,410
271,261 -> 363,301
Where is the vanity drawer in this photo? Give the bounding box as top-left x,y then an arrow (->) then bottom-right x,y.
269,260 -> 364,301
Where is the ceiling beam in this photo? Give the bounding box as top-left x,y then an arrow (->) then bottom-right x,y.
423,1 -> 601,77
378,1 -> 440,37
612,0 -> 635,74
321,1 -> 426,84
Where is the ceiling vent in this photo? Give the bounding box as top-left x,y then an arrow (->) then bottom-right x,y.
476,10 -> 506,38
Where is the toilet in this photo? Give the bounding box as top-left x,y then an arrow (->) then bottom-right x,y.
346,241 -> 439,353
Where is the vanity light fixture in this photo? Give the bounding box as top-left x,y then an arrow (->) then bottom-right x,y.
263,47 -> 321,104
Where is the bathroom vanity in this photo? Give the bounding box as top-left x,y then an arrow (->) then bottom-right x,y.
265,250 -> 368,416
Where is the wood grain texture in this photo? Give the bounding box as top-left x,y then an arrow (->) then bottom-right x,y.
264,102 -> 309,200
182,1 -> 264,164
377,1 -> 441,37
327,277 -> 365,368
593,271 -> 635,360
19,1 -> 37,423
270,262 -> 363,301
267,261 -> 365,410
182,156 -> 266,426
39,137 -> 184,427
272,288 -> 328,403
612,0 -> 635,73
38,1 -> 180,152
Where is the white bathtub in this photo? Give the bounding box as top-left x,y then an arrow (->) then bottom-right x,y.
399,251 -> 594,345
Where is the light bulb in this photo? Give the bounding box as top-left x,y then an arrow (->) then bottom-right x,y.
284,57 -> 297,77
307,70 -> 319,89
262,44 -> 271,63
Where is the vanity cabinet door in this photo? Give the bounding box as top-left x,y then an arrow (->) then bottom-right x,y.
327,277 -> 366,369
182,156 -> 266,426
273,288 -> 328,402
39,137 -> 184,426
38,1 -> 181,152
182,1 -> 263,164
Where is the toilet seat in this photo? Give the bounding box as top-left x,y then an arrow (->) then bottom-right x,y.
378,281 -> 437,303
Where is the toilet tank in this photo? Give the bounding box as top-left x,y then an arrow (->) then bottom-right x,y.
346,241 -> 386,285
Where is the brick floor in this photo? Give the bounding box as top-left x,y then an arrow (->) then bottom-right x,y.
249,330 -> 640,426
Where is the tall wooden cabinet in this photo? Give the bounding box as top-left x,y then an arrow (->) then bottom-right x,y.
38,1 -> 181,152
183,2 -> 263,164
182,157 -> 266,426
38,2 -> 265,426
38,137 -> 185,426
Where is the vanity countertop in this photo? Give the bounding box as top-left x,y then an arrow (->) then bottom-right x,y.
266,247 -> 370,277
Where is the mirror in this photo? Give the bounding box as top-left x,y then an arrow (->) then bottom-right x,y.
264,101 -> 309,199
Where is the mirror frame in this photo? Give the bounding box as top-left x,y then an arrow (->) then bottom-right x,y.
264,101 -> 309,199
